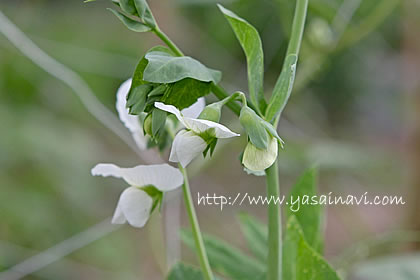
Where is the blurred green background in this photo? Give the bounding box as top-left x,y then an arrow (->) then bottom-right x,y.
1,0 -> 419,279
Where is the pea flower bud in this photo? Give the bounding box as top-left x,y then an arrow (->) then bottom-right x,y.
239,106 -> 284,172
198,102 -> 222,123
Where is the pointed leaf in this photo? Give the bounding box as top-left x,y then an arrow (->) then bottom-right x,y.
152,108 -> 166,136
287,168 -> 323,252
127,84 -> 151,114
218,4 -> 266,113
167,263 -> 204,280
238,212 -> 267,262
133,0 -> 156,27
108,8 -> 152,32
283,216 -> 341,280
119,0 -> 137,15
181,230 -> 265,279
143,51 -> 222,84
265,54 -> 297,122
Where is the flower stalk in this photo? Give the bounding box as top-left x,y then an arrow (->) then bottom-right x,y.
178,165 -> 214,280
266,0 -> 308,279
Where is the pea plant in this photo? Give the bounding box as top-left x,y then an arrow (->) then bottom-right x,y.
89,0 -> 341,279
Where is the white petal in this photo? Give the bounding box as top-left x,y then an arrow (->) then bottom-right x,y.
169,130 -> 207,168
184,118 -> 240,138
242,137 -> 278,172
116,79 -> 147,150
91,163 -> 183,192
111,202 -> 127,224
181,97 -> 205,119
154,102 -> 187,127
92,163 -> 123,178
113,187 -> 153,228
155,101 -> 239,138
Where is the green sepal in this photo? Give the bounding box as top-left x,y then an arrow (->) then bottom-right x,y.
151,108 -> 167,137
107,8 -> 152,32
239,106 -> 268,149
198,102 -> 222,123
119,0 -> 137,15
261,120 -> 284,147
148,84 -> 167,97
133,0 -> 156,27
140,185 -> 163,214
127,84 -> 152,114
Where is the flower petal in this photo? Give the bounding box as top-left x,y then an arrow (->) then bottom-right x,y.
113,187 -> 153,228
116,79 -> 147,150
169,130 -> 207,167
111,202 -> 127,224
181,97 -> 205,119
242,137 -> 278,171
91,163 -> 183,191
184,118 -> 240,138
154,102 -> 187,127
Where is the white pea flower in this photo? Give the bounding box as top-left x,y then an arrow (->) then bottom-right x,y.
154,102 -> 240,167
116,79 -> 205,150
116,79 -> 147,150
91,163 -> 183,228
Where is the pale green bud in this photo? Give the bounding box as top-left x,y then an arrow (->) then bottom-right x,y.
143,113 -> 153,136
242,136 -> 278,172
199,103 -> 222,123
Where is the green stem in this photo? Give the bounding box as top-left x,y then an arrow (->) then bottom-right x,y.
154,27 -> 184,57
179,165 -> 214,280
266,159 -> 281,280
266,2 -> 308,279
286,0 -> 308,57
210,83 -> 242,115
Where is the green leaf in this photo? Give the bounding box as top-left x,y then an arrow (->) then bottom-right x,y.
130,46 -> 173,95
287,168 -> 323,253
218,4 -> 266,114
148,84 -> 166,97
143,51 -> 222,84
151,108 -> 166,137
107,8 -> 152,32
119,0 -> 137,15
162,78 -> 211,110
353,254 -> 420,280
167,263 -> 204,280
133,0 -> 156,27
283,216 -> 341,280
238,212 -> 267,262
239,106 -> 269,149
181,230 -> 265,279
265,54 -> 297,123
127,84 -> 151,114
